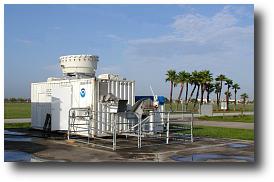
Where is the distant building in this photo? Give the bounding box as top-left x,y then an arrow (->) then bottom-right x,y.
197,98 -> 212,103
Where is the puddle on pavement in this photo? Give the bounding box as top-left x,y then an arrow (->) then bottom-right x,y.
170,153 -> 254,162
4,130 -> 27,136
5,129 -> 254,162
4,150 -> 65,162
4,130 -> 65,162
5,130 -> 32,142
5,136 -> 32,142
5,151 -> 32,162
228,143 -> 250,148
30,156 -> 67,162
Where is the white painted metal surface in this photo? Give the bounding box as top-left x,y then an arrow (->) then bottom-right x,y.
51,86 -> 72,130
31,76 -> 135,136
59,55 -> 98,76
98,73 -> 119,80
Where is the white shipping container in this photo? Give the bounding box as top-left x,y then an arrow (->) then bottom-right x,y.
31,77 -> 135,137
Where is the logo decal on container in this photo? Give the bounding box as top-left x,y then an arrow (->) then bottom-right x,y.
80,88 -> 86,97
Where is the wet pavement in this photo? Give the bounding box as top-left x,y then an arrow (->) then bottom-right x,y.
4,129 -> 255,162
5,151 -> 32,162
170,153 -> 254,162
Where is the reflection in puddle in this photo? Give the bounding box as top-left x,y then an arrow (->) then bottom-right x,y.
4,130 -> 64,162
5,130 -> 32,142
5,136 -> 32,142
4,130 -> 27,136
4,150 -> 66,162
30,156 -> 67,162
228,143 -> 249,148
5,151 -> 32,162
171,153 -> 254,162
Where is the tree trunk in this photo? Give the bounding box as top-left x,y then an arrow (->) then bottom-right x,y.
207,88 -> 210,103
216,92 -> 219,111
234,90 -> 237,111
193,84 -> 200,110
226,88 -> 229,111
219,81 -> 223,103
188,84 -> 197,103
243,98 -> 246,112
170,81 -> 173,111
178,83 -> 184,101
200,84 -> 205,105
185,83 -> 189,102
184,83 -> 189,110
176,83 -> 184,110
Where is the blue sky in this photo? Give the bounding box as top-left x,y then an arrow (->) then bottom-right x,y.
4,4 -> 254,99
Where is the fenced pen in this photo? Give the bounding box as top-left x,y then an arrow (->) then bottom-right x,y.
67,109 -> 193,151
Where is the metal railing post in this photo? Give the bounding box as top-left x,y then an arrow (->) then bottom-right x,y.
88,110 -> 90,144
67,110 -> 70,140
166,112 -> 170,144
191,113 -> 193,143
139,115 -> 142,148
113,114 -> 117,151
136,114 -> 141,149
138,115 -> 140,148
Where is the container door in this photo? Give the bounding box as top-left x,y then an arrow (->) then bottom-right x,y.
51,86 -> 71,130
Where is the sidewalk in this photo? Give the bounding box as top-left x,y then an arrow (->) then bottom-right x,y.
169,112 -> 254,129
4,112 -> 254,129
193,120 -> 254,129
4,118 -> 31,123
169,112 -> 254,119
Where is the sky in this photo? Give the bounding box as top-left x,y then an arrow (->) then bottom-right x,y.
4,4 -> 254,100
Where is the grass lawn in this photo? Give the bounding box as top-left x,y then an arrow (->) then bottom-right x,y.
193,126 -> 254,140
176,125 -> 254,140
198,115 -> 254,123
4,122 -> 31,129
4,103 -> 31,119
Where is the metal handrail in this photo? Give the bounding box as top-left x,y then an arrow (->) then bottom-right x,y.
68,107 -> 91,141
67,107 -> 193,150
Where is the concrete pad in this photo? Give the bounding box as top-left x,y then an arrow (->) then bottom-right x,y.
4,128 -> 254,162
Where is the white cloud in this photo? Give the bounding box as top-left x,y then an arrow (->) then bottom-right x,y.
125,6 -> 253,60
122,6 -> 254,98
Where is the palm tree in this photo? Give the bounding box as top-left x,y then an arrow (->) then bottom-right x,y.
240,93 -> 249,112
225,78 -> 233,111
184,72 -> 191,110
193,71 -> 202,110
232,83 -> 240,111
224,91 -> 232,106
200,70 -> 213,105
215,74 -> 227,108
214,82 -> 221,110
166,70 -> 177,110
206,83 -> 215,103
199,71 -> 207,105
175,71 -> 189,110
214,82 -> 221,109
241,93 -> 249,103
187,71 -> 198,104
